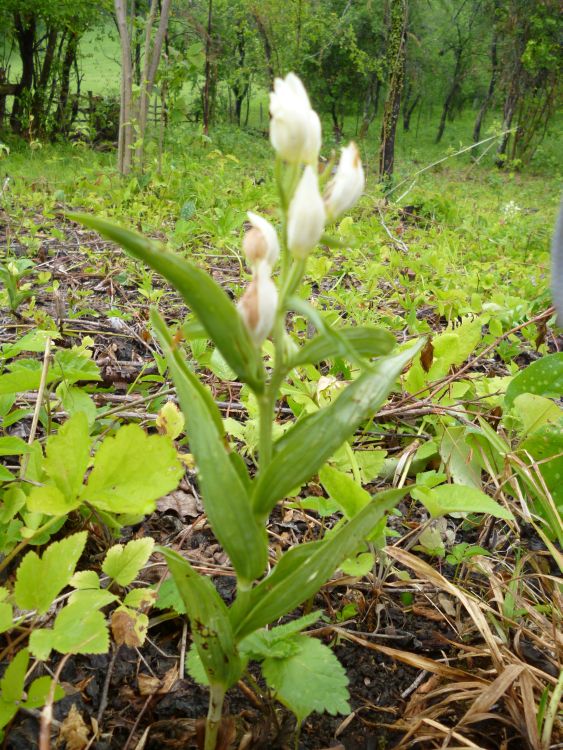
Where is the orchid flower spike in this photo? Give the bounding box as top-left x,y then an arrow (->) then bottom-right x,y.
287,166 -> 326,259
243,212 -> 280,269
238,261 -> 278,347
269,73 -> 321,165
324,142 -> 365,220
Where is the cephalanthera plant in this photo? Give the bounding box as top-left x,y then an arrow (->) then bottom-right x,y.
71,72 -> 423,750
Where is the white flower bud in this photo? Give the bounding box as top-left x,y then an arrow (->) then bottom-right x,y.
269,73 -> 321,165
238,261 -> 278,346
287,166 -> 326,259
324,142 -> 365,220
243,212 -> 279,268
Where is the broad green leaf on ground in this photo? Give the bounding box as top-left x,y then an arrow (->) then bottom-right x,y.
0,648 -> 28,706
339,551 -> 375,576
519,418 -> 563,512
1,329 -> 59,357
56,383 -> 97,427
0,365 -> 55,395
152,310 -> 267,583
0,601 -> 13,634
405,316 -> 482,393
262,636 -> 350,724
411,484 -> 513,520
505,353 -> 563,409
69,213 -> 264,392
513,394 -> 562,436
51,348 -> 101,384
253,340 -> 423,518
438,423 -> 481,489
319,465 -> 371,519
102,538 -> 155,586
23,676 -> 64,708
14,532 -> 87,614
239,612 -> 323,661
80,424 -> 183,515
29,601 -> 109,660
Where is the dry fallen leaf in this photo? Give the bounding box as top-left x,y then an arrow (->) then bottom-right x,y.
58,704 -> 90,750
157,490 -> 201,518
111,607 -> 148,647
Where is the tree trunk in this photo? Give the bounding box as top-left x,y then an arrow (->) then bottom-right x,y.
403,93 -> 419,132
31,25 -> 58,132
135,0 -> 171,167
378,0 -> 408,184
473,31 -> 498,144
252,12 -> 275,86
435,43 -> 463,143
10,13 -> 36,133
202,0 -> 213,135
57,30 -> 80,135
495,59 -> 522,166
115,0 -> 134,175
359,71 -> 381,139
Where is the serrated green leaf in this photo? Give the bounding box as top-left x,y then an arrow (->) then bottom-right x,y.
69,213 -> 264,392
56,383 -> 97,427
80,424 -> 183,515
262,636 -> 349,724
70,570 -> 100,589
152,310 -> 267,583
158,547 -> 242,689
411,484 -> 514,520
68,589 -> 118,609
14,532 -> 87,614
253,340 -> 423,518
29,601 -> 109,660
102,538 -> 155,586
123,588 -> 157,609
0,603 -> 13,634
40,412 -> 90,499
154,577 -> 187,614
505,353 -> 563,409
27,485 -> 79,515
52,348 -> 101,384
0,648 -> 28,703
339,551 -> 374,576
186,644 -> 209,686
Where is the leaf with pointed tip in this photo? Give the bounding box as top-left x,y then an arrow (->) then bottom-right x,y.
69,213 -> 264,392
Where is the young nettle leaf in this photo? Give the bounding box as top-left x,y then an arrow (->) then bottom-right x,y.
411,484 -> 514,520
102,538 -> 155,586
14,532 -> 87,614
27,412 -> 91,515
29,601 -> 109,660
80,424 -> 183,515
262,636 -> 350,725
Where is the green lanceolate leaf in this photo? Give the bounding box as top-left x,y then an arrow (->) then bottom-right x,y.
14,532 -> 87,614
231,492 -> 400,639
152,310 -> 267,583
253,340 -> 424,518
505,353 -> 563,409
80,423 -> 183,515
69,213 -> 264,392
288,326 -> 395,369
157,547 -> 242,689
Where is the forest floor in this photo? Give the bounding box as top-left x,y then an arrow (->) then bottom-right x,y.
0,124 -> 562,750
